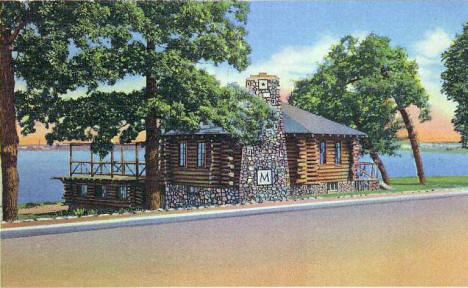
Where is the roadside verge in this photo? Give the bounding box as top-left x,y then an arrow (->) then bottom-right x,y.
2,189 -> 468,239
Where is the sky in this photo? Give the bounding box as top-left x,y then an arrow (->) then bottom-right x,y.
18,1 -> 468,144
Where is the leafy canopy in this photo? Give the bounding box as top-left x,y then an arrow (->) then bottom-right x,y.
290,34 -> 417,155
14,1 -> 275,156
442,21 -> 468,144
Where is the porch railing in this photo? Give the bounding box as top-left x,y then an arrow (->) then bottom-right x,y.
354,162 -> 379,190
69,142 -> 146,179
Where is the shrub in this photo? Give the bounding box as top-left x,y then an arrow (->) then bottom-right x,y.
87,209 -> 98,216
73,208 -> 86,217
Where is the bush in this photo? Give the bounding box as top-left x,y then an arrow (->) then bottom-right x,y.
87,209 -> 98,216
73,208 -> 86,217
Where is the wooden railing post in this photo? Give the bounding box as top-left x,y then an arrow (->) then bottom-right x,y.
121,144 -> 125,175
69,144 -> 73,177
110,144 -> 114,178
135,143 -> 139,180
90,147 -> 94,177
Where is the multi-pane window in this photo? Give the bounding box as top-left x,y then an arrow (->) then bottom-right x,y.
335,142 -> 341,164
79,184 -> 87,196
95,185 -> 106,198
319,141 -> 326,164
179,142 -> 186,167
197,142 -> 206,167
118,185 -> 128,200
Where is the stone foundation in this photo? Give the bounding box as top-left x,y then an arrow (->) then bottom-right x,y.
290,181 -> 356,197
164,180 -> 377,208
164,184 -> 240,209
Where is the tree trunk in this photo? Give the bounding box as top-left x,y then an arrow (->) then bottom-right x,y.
461,134 -> 467,149
1,41 -> 19,221
399,107 -> 426,185
369,147 -> 390,185
144,40 -> 161,210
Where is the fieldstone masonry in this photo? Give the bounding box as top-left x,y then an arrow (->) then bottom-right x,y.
239,73 -> 290,202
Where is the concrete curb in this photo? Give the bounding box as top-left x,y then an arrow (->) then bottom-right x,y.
2,190 -> 468,239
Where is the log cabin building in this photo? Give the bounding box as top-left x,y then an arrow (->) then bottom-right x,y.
55,73 -> 379,210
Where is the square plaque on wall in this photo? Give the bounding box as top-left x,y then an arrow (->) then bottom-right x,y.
257,169 -> 272,185
258,79 -> 268,90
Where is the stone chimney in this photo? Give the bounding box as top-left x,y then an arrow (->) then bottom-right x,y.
239,72 -> 290,202
245,72 -> 280,106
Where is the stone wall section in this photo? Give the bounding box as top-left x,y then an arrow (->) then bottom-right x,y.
164,185 -> 240,209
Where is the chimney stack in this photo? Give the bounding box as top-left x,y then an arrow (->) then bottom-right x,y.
245,72 -> 280,106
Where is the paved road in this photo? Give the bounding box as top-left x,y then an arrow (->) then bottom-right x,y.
2,195 -> 468,286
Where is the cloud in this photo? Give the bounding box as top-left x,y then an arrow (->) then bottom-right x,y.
199,34 -> 339,90
412,28 -> 452,59
410,28 -> 456,120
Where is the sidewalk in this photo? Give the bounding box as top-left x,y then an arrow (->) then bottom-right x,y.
2,188 -> 468,239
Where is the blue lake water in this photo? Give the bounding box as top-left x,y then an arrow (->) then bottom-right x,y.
17,150 -> 468,204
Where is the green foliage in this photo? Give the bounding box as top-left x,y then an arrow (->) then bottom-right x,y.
12,1 -> 270,155
86,209 -> 98,216
442,21 -> 468,148
290,34 -> 406,155
73,208 -> 86,217
206,83 -> 277,145
5,1 -> 133,136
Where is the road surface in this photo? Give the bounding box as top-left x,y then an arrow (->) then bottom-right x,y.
2,195 -> 468,286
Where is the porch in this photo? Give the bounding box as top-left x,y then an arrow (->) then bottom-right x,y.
54,143 -> 147,209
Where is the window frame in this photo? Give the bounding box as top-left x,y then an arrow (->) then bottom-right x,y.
327,182 -> 338,192
79,184 -> 88,197
319,140 -> 327,164
335,141 -> 342,164
118,185 -> 129,200
95,184 -> 106,198
197,142 -> 206,167
179,141 -> 187,167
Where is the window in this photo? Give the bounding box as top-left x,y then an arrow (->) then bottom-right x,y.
319,141 -> 326,164
95,185 -> 106,198
197,142 -> 206,167
179,142 -> 186,167
335,142 -> 341,164
327,182 -> 338,192
79,184 -> 87,196
118,185 -> 129,200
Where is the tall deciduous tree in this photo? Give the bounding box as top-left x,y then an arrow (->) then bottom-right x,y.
442,21 -> 468,149
290,36 -> 402,185
1,1 -> 126,221
292,34 -> 430,185
20,2 -> 273,210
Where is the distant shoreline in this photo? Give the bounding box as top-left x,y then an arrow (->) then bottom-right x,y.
18,144 -> 140,151
18,141 -> 466,152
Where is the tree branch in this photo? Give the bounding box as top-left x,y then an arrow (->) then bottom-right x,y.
346,77 -> 361,85
8,4 -> 37,42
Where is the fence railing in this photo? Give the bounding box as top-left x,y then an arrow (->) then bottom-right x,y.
69,143 -> 146,179
354,162 -> 379,190
355,162 -> 379,180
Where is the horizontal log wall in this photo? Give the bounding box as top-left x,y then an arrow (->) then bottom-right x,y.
62,178 -> 145,208
162,135 -> 242,187
286,134 -> 355,184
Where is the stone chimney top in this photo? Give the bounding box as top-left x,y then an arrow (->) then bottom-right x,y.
246,72 -> 279,81
245,72 -> 280,106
